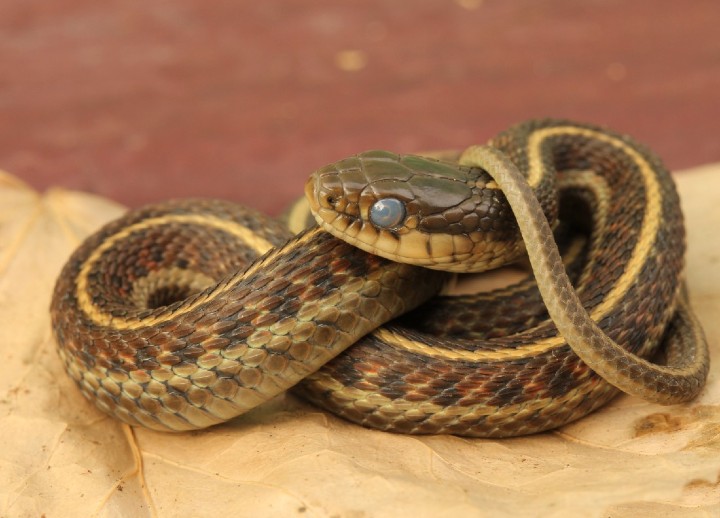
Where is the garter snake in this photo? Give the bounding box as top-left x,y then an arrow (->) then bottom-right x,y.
50,119 -> 709,437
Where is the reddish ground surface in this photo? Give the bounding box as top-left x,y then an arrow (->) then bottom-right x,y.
2,0 -> 719,214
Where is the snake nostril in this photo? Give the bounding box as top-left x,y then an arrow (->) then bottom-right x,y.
322,192 -> 340,209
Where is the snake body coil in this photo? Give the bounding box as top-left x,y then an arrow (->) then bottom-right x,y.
51,119 -> 709,436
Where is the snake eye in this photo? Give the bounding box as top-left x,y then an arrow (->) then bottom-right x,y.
369,198 -> 406,229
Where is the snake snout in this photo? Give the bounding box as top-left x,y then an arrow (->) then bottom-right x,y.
304,175 -> 321,213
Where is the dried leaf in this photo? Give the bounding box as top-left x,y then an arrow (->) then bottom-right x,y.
1,166 -> 718,517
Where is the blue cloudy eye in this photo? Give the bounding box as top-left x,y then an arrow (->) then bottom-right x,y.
369,198 -> 406,228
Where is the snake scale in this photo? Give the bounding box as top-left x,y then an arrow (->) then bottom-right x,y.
50,119 -> 709,437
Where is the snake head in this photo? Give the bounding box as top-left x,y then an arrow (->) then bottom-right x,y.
305,150 -> 523,272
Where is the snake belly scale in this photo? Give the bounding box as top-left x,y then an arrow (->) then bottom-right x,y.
51,119 -> 709,437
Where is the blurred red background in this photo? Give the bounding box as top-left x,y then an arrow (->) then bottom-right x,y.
1,0 -> 718,214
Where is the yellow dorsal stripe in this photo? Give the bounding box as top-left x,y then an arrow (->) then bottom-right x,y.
383,126 -> 660,362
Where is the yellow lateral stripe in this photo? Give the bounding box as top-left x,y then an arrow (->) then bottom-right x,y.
307,365 -> 609,419
385,126 -> 660,362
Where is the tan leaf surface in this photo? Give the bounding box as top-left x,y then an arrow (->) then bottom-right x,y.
1,166 -> 718,517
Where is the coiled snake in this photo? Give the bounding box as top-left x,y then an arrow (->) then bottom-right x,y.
50,119 -> 709,437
